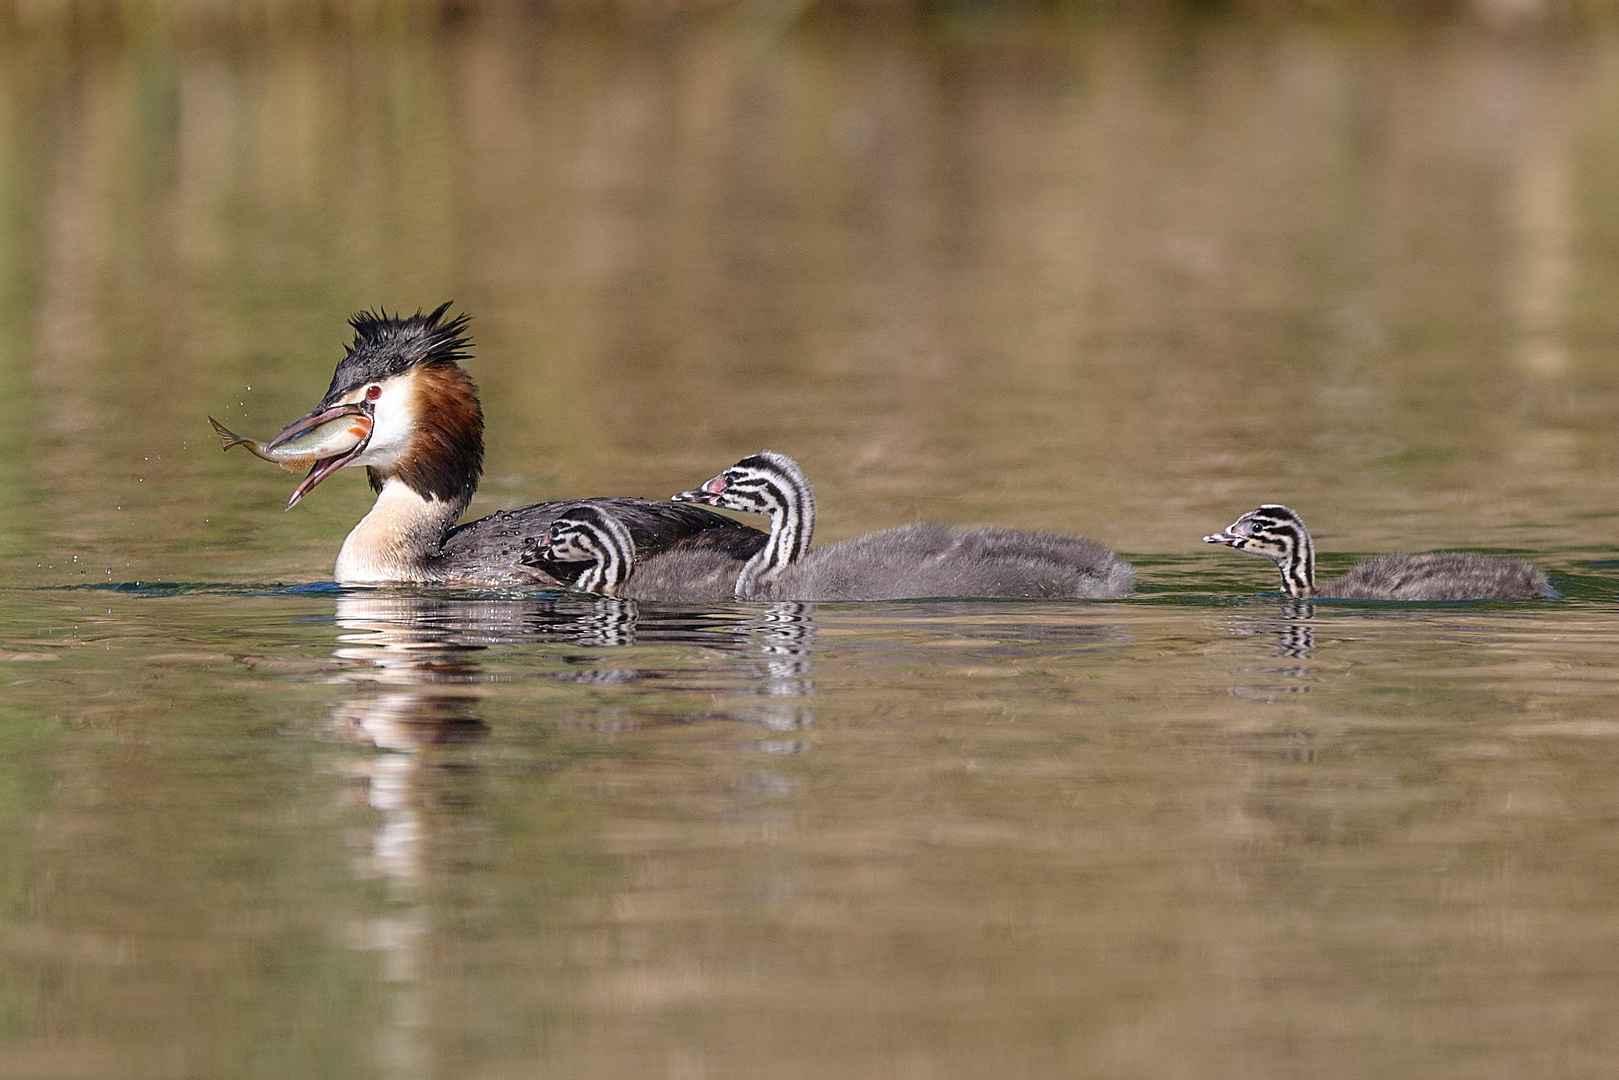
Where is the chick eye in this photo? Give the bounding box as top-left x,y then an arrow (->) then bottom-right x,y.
365,384 -> 382,401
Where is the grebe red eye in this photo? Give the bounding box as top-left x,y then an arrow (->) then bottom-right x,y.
365,384 -> 382,401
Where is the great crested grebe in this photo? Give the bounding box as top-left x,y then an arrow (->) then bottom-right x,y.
224,305 -> 765,587
1204,504 -> 1555,600
526,503 -> 745,602
669,451 -> 1135,601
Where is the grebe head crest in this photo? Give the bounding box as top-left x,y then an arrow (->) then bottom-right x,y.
275,303 -> 483,508
321,303 -> 473,406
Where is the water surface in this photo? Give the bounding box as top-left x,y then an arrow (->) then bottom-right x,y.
2,13 -> 1619,1079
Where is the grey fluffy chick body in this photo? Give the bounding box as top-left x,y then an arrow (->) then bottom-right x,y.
610,547 -> 744,603
672,451 -> 1135,602
1205,504 -> 1554,601
747,522 -> 1134,602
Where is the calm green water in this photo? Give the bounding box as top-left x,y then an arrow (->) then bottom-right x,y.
4,13 -> 1619,1079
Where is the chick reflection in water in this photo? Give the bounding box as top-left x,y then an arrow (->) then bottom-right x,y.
1217,598 -> 1319,710
729,602 -> 816,753
541,592 -> 819,748
1264,598 -> 1316,662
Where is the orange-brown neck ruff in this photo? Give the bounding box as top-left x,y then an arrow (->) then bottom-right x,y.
368,360 -> 484,513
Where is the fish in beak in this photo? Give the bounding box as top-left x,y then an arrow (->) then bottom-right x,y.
271,401 -> 375,508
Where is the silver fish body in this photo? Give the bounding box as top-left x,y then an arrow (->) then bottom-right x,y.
209,413 -> 372,473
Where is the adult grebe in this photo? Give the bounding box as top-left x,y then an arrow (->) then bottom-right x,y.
220,305 -> 765,587
1204,504 -> 1554,600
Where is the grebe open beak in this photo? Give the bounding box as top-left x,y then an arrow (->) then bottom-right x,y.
275,402 -> 373,509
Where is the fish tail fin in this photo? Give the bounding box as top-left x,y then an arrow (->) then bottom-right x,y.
208,417 -> 249,451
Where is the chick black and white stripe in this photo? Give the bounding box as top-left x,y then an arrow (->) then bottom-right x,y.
674,451 -> 1134,602
1204,503 -> 1554,601
528,503 -> 747,603
544,505 -> 638,595
673,451 -> 814,598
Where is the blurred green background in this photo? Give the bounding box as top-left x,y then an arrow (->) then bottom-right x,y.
1,2 -> 1619,586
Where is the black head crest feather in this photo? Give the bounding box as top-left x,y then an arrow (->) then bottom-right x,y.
322,302 -> 472,404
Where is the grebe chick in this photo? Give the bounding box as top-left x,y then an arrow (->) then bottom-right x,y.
671,451 -> 1135,602
1204,504 -> 1554,600
224,305 -> 765,587
526,503 -> 744,602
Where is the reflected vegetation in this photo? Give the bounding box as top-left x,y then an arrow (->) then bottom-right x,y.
1,15 -> 1619,584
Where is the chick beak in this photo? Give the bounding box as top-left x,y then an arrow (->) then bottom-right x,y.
672,475 -> 726,505
1203,519 -> 1252,547
275,401 -> 373,509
